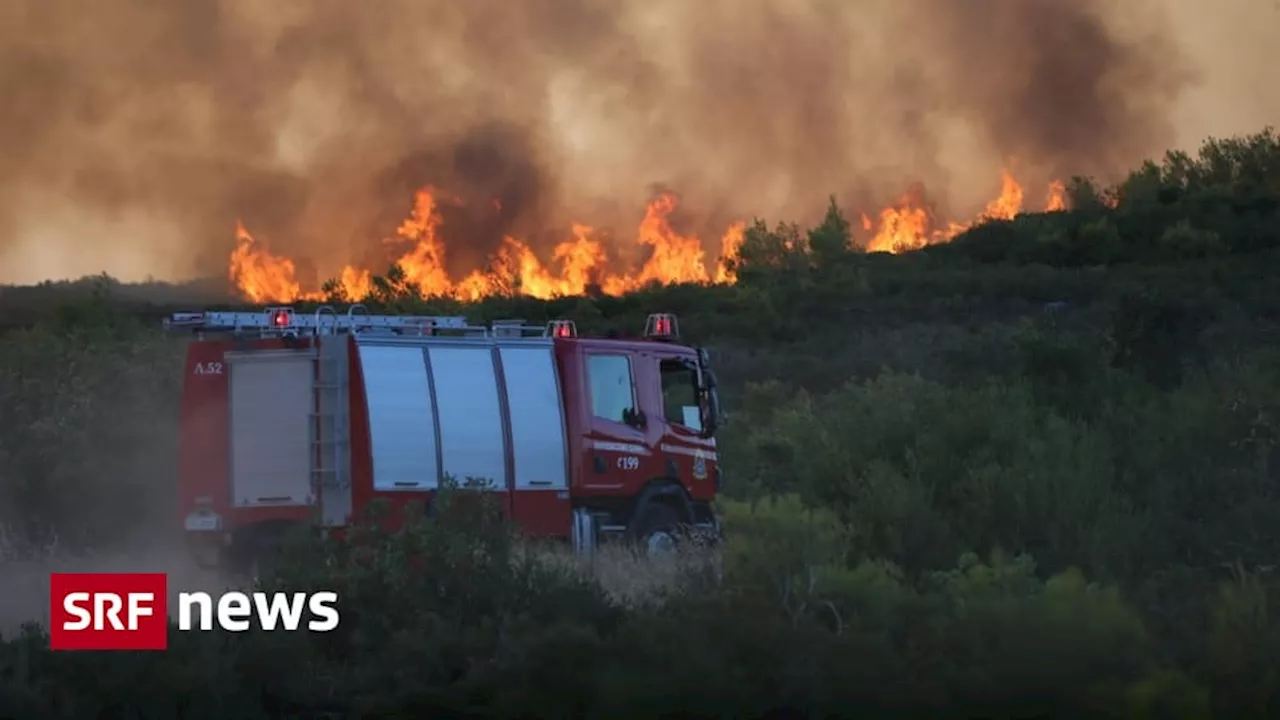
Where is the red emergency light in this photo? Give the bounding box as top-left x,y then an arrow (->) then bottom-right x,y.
268,307 -> 293,327
644,313 -> 679,341
546,319 -> 577,338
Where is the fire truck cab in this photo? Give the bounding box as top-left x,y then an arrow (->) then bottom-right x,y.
166,304 -> 723,572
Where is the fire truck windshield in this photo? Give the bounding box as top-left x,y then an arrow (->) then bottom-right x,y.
659,359 -> 702,432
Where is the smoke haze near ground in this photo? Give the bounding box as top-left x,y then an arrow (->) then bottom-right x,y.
0,541 -> 232,636
0,0 -> 1274,286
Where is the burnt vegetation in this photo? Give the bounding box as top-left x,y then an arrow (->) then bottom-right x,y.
2,130 -> 1280,718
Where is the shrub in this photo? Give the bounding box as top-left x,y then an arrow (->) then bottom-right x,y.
0,285 -> 183,551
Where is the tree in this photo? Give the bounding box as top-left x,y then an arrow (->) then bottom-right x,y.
807,196 -> 853,267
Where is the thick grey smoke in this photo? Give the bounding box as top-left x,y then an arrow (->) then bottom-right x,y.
0,0 -> 1251,285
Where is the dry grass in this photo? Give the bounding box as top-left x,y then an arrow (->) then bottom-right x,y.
526,541 -> 722,608
0,519 -> 722,638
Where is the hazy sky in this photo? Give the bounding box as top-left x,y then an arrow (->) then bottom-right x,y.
0,0 -> 1275,285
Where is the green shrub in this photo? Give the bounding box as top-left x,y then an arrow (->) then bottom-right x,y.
723,373 -> 1130,578
0,285 -> 183,551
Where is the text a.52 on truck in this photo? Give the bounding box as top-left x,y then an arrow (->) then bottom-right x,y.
165,304 -> 725,572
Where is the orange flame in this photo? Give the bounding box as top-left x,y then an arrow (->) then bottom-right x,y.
229,169 -> 1067,302
1046,180 -> 1067,212
229,221 -> 308,303
861,170 -> 1065,254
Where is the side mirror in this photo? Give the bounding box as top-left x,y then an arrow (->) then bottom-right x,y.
692,352 -> 716,391
692,351 -> 721,438
699,371 -> 722,438
623,407 -> 647,430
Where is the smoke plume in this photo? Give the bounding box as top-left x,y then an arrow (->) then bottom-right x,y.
0,0 -> 1259,285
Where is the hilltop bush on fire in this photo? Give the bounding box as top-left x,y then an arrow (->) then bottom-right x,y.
0,129 -> 1279,717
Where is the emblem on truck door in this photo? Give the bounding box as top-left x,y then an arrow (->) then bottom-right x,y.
693,450 -> 708,480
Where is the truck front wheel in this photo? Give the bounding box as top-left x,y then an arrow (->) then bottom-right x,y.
230,531 -> 285,585
629,502 -> 684,559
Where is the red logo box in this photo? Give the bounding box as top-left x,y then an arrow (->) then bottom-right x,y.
49,573 -> 169,651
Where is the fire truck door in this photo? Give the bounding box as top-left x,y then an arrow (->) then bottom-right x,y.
582,351 -> 654,488
497,344 -> 571,536
226,351 -> 315,508
426,345 -> 508,492
653,353 -> 716,496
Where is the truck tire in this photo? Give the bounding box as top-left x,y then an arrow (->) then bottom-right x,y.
236,533 -> 284,585
247,547 -> 280,584
630,502 -> 684,559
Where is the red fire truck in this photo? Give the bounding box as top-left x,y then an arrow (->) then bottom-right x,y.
165,305 -> 723,573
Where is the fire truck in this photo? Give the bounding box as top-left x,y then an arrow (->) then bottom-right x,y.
164,304 -> 724,573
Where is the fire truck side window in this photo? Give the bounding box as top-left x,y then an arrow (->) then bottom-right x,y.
659,359 -> 702,432
587,354 -> 636,423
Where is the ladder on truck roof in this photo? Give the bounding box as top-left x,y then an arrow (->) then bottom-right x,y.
163,303 -> 558,339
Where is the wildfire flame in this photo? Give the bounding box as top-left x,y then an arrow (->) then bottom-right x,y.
230,170 -> 1066,303
861,170 -> 1067,253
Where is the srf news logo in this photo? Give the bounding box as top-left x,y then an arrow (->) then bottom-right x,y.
49,573 -> 340,651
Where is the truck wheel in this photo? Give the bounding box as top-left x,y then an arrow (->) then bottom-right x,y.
247,552 -> 276,584
240,537 -> 283,586
630,502 -> 684,559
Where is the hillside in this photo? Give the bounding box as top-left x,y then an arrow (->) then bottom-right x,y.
1,130 -> 1279,717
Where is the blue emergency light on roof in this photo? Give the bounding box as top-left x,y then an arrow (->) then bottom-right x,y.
546,319 -> 577,338
644,313 -> 679,341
